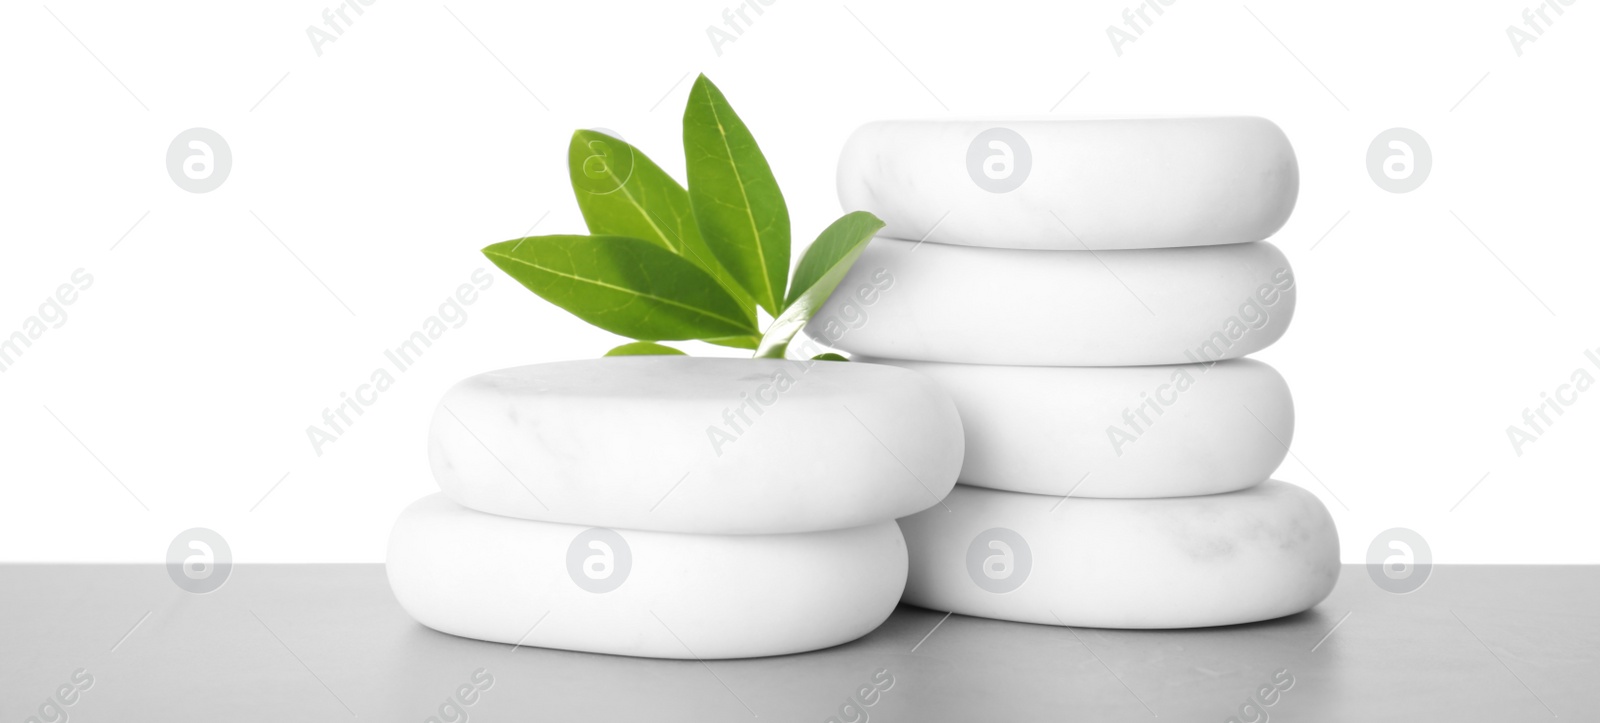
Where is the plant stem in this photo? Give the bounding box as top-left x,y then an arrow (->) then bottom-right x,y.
753,340 -> 788,359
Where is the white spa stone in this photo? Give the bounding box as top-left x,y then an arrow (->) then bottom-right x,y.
837,117 -> 1297,250
859,358 -> 1293,498
387,494 -> 908,658
898,482 -> 1339,629
429,356 -> 963,534
806,237 -> 1296,367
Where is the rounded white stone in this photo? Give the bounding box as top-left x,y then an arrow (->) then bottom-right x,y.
806,237 -> 1296,367
860,358 -> 1293,498
899,482 -> 1339,628
838,117 -> 1297,250
429,357 -> 963,534
387,494 -> 908,658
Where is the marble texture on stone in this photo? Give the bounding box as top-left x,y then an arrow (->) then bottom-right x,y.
899,481 -> 1339,628
428,357 -> 963,535
807,237 -> 1296,366
838,117 -> 1297,250
387,494 -> 907,659
861,357 -> 1293,498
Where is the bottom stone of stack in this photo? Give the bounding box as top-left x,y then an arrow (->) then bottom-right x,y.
900,481 -> 1338,628
387,494 -> 908,659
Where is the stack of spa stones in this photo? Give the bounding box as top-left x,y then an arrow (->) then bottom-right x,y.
807,118 -> 1340,628
385,356 -> 964,657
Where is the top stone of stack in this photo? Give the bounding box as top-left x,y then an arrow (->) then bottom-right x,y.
427,357 -> 964,535
837,117 -> 1297,251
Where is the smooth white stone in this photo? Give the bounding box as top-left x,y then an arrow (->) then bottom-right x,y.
899,482 -> 1339,628
807,237 -> 1296,367
387,494 -> 907,658
429,357 -> 963,534
838,117 -> 1297,250
860,358 -> 1293,498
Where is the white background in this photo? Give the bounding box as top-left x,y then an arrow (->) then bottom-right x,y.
1,0 -> 1595,563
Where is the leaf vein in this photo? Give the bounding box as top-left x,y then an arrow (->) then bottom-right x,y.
488,250 -> 751,332
700,82 -> 777,309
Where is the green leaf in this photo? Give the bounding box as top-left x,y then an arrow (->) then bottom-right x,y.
604,341 -> 686,356
683,74 -> 790,316
703,335 -> 761,350
484,235 -> 759,342
755,211 -> 885,358
567,130 -> 755,324
811,353 -> 849,362
783,211 -> 885,308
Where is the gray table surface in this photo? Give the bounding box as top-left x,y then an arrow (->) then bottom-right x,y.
2,564 -> 1595,722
